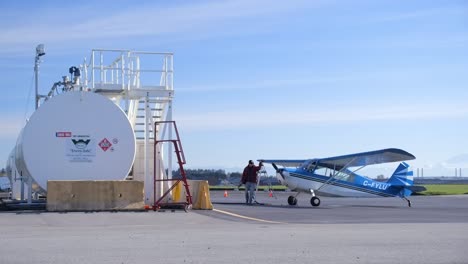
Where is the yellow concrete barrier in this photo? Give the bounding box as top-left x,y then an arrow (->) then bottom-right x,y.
192,180 -> 213,210
47,180 -> 144,211
171,180 -> 213,210
189,180 -> 213,210
171,181 -> 183,202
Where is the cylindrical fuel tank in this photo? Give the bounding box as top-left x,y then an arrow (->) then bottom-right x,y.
14,91 -> 136,194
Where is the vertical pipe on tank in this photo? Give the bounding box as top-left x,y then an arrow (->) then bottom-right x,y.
34,44 -> 45,109
12,170 -> 16,198
20,171 -> 24,200
34,59 -> 41,108
34,58 -> 39,109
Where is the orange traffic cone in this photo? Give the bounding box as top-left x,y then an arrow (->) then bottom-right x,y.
224,190 -> 228,197
269,190 -> 273,197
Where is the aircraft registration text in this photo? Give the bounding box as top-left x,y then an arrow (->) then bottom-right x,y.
362,181 -> 389,190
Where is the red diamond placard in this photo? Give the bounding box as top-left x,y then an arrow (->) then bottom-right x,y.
99,138 -> 112,152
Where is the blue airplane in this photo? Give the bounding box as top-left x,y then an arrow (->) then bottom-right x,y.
259,148 -> 426,207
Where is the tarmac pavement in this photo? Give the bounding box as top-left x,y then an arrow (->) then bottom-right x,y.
207,190 -> 468,224
0,192 -> 467,264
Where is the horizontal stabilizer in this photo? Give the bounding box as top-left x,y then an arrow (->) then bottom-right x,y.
406,186 -> 426,193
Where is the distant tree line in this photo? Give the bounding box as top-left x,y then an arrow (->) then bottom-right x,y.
171,169 -> 280,186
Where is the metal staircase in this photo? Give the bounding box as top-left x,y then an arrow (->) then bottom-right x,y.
82,49 -> 176,205
133,100 -> 162,140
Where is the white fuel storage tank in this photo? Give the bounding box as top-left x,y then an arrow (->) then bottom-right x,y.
13,91 -> 136,194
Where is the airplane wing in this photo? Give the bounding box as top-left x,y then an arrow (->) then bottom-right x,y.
258,159 -> 307,168
317,148 -> 415,170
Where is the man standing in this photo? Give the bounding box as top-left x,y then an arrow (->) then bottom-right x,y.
240,160 -> 263,205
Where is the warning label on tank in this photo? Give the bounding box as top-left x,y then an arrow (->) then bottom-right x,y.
66,135 -> 96,162
56,132 -> 72,137
98,138 -> 112,152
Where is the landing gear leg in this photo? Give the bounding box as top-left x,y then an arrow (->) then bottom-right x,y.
403,197 -> 411,207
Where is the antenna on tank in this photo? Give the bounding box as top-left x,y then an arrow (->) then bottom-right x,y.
34,44 -> 46,110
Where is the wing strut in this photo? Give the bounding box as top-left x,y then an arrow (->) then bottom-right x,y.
317,157 -> 357,191
350,165 -> 366,174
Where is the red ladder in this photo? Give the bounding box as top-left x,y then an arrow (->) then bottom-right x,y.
152,121 -> 192,211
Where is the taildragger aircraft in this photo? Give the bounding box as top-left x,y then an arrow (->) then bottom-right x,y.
259,148 -> 426,207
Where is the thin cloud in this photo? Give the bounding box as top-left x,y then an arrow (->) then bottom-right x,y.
445,154 -> 468,166
176,103 -> 468,131
0,0 -> 321,55
376,6 -> 467,23
178,64 -> 466,93
179,76 -> 350,92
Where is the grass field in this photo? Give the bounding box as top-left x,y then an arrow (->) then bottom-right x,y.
420,184 -> 468,195
211,184 -> 468,195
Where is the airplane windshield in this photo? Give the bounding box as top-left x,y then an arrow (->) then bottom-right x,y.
308,163 -> 356,183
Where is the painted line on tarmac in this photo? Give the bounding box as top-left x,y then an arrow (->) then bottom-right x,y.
213,209 -> 284,224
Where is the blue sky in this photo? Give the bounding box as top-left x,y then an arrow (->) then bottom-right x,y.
1,0 -> 467,177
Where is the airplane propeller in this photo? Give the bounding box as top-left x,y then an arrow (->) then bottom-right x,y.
271,163 -> 279,171
272,163 -> 287,180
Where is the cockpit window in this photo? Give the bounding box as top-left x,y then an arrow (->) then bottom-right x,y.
304,161 -> 317,172
308,164 -> 356,183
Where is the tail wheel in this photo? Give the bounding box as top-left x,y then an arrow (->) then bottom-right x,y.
288,196 -> 298,206
310,197 -> 320,207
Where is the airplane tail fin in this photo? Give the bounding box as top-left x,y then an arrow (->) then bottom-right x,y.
387,162 -> 425,196
387,162 -> 413,186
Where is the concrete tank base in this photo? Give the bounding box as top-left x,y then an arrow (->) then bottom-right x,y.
47,180 -> 144,212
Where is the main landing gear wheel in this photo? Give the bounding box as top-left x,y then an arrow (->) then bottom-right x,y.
287,196 -> 297,206
310,197 -> 320,207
